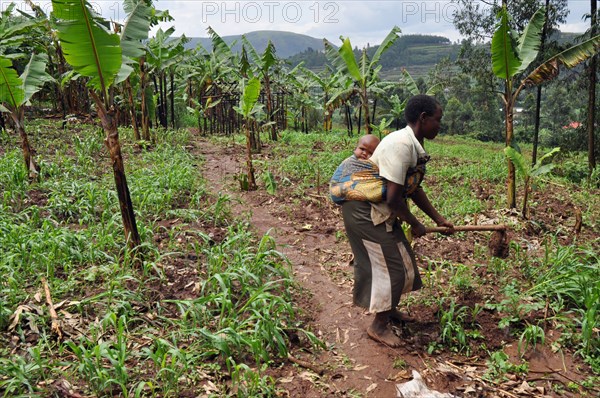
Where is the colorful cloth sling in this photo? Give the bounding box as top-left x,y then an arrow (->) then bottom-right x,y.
329,156 -> 386,205
329,155 -> 429,205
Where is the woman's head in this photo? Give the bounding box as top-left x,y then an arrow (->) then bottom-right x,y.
405,95 -> 443,141
404,95 -> 440,123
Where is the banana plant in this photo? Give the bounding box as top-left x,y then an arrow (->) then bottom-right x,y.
504,146 -> 560,218
0,3 -> 40,58
188,27 -> 239,136
233,76 -> 261,190
0,53 -> 53,179
324,26 -> 401,134
381,69 -> 443,130
118,0 -> 152,141
51,0 -> 146,249
242,37 -> 281,141
369,117 -> 393,139
492,5 -> 600,208
400,69 -> 443,96
287,69 -> 319,134
301,66 -> 344,132
382,94 -> 406,130
146,27 -> 187,129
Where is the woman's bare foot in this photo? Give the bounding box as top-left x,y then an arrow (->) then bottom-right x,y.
367,311 -> 402,347
367,324 -> 402,347
389,308 -> 415,324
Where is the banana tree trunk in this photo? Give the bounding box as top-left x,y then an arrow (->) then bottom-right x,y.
357,105 -> 362,135
139,58 -> 150,141
263,75 -> 277,141
505,91 -> 516,209
532,0 -> 550,166
170,71 -> 175,130
588,0 -> 597,175
345,104 -> 353,137
244,124 -> 256,190
522,176 -> 531,219
125,77 -> 140,141
362,88 -> 371,134
11,111 -> 40,180
96,100 -> 141,249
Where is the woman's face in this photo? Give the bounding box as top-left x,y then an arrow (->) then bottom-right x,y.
422,106 -> 443,140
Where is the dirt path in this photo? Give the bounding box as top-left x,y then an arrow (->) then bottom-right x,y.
199,139 -> 446,397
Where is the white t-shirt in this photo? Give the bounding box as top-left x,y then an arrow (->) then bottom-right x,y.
370,126 -> 427,185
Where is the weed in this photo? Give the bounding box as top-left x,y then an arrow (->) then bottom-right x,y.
528,239 -> 600,359
262,170 -> 277,195
484,350 -> 529,382
519,324 -> 546,355
393,357 -> 408,369
435,297 -> 481,354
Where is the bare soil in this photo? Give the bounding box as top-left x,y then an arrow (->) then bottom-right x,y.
193,136 -> 595,397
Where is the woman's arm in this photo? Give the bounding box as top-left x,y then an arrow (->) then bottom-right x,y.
411,187 -> 454,231
386,181 -> 426,237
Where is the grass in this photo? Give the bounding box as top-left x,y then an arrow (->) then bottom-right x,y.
0,121 -> 320,397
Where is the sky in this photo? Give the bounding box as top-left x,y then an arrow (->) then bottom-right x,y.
2,0 -> 593,48
150,0 -> 592,47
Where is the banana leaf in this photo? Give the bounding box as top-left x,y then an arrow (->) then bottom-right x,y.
401,69 -> 420,95
241,77 -> 261,117
208,27 -> 234,60
337,37 -> 362,83
491,7 -> 521,80
261,41 -> 277,70
51,0 -> 122,93
523,35 -> 600,86
504,147 -> 528,180
516,7 -> 545,73
0,56 -> 24,109
21,53 -> 54,104
370,26 -> 401,68
121,0 -> 151,61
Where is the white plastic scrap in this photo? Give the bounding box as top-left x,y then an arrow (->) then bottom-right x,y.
396,370 -> 458,398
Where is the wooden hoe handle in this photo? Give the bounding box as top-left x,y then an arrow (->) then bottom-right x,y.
425,224 -> 507,233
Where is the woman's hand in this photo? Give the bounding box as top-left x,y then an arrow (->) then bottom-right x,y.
435,218 -> 454,235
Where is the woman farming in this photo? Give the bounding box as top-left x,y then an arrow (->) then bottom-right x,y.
336,94 -> 454,347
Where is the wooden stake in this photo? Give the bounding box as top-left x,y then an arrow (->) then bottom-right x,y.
425,224 -> 507,233
287,354 -> 325,375
41,277 -> 62,339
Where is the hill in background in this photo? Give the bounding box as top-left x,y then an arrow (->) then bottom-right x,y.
184,30 -> 326,59
184,30 -> 459,79
184,30 -> 582,80
287,34 -> 460,79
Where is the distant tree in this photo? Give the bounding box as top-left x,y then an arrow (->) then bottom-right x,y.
491,4 -> 600,207
452,0 -> 569,152
587,0 -> 598,177
445,97 -> 474,135
324,26 -> 401,134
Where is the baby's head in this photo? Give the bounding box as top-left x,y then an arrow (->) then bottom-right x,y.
354,134 -> 380,160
